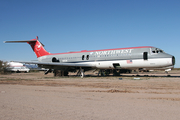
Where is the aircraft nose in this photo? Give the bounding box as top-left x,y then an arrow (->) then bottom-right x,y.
172,56 -> 175,65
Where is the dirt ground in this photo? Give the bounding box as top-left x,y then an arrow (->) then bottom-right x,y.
1,71 -> 180,120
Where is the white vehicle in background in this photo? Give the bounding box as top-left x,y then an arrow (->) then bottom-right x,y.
7,62 -> 30,73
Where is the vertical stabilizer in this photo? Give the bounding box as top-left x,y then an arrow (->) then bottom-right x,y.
28,36 -> 50,57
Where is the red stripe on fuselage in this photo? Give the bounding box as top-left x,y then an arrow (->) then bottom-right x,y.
47,46 -> 153,56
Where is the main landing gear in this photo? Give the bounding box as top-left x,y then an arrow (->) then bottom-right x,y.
76,67 -> 84,78
53,70 -> 69,77
44,69 -> 68,77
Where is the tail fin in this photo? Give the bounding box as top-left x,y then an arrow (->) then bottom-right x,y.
4,36 -> 50,58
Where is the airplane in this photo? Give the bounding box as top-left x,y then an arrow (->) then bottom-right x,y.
4,36 -> 175,77
6,62 -> 30,73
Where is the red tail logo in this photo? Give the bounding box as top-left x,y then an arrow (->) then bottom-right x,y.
35,41 -> 42,51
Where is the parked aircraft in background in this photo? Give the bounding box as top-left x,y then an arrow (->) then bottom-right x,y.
4,36 -> 175,77
6,62 -> 30,73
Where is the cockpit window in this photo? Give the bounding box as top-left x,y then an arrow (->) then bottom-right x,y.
152,48 -> 164,53
159,50 -> 163,53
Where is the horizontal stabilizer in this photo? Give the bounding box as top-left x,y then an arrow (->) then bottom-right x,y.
4,36 -> 49,58
4,40 -> 37,43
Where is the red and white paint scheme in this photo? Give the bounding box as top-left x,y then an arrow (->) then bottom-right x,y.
4,36 -> 175,77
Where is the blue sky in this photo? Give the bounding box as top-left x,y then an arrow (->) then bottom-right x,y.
0,0 -> 180,68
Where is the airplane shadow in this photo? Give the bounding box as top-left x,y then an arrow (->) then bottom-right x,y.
70,74 -> 180,78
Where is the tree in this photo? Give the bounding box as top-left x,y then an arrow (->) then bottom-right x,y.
0,60 -> 9,74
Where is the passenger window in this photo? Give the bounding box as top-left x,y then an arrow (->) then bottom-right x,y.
86,55 -> 89,60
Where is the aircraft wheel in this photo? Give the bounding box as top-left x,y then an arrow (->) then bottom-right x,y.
64,71 -> 68,76
81,72 -> 84,78
113,69 -> 120,76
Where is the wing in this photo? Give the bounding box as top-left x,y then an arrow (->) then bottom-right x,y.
16,61 -> 96,68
